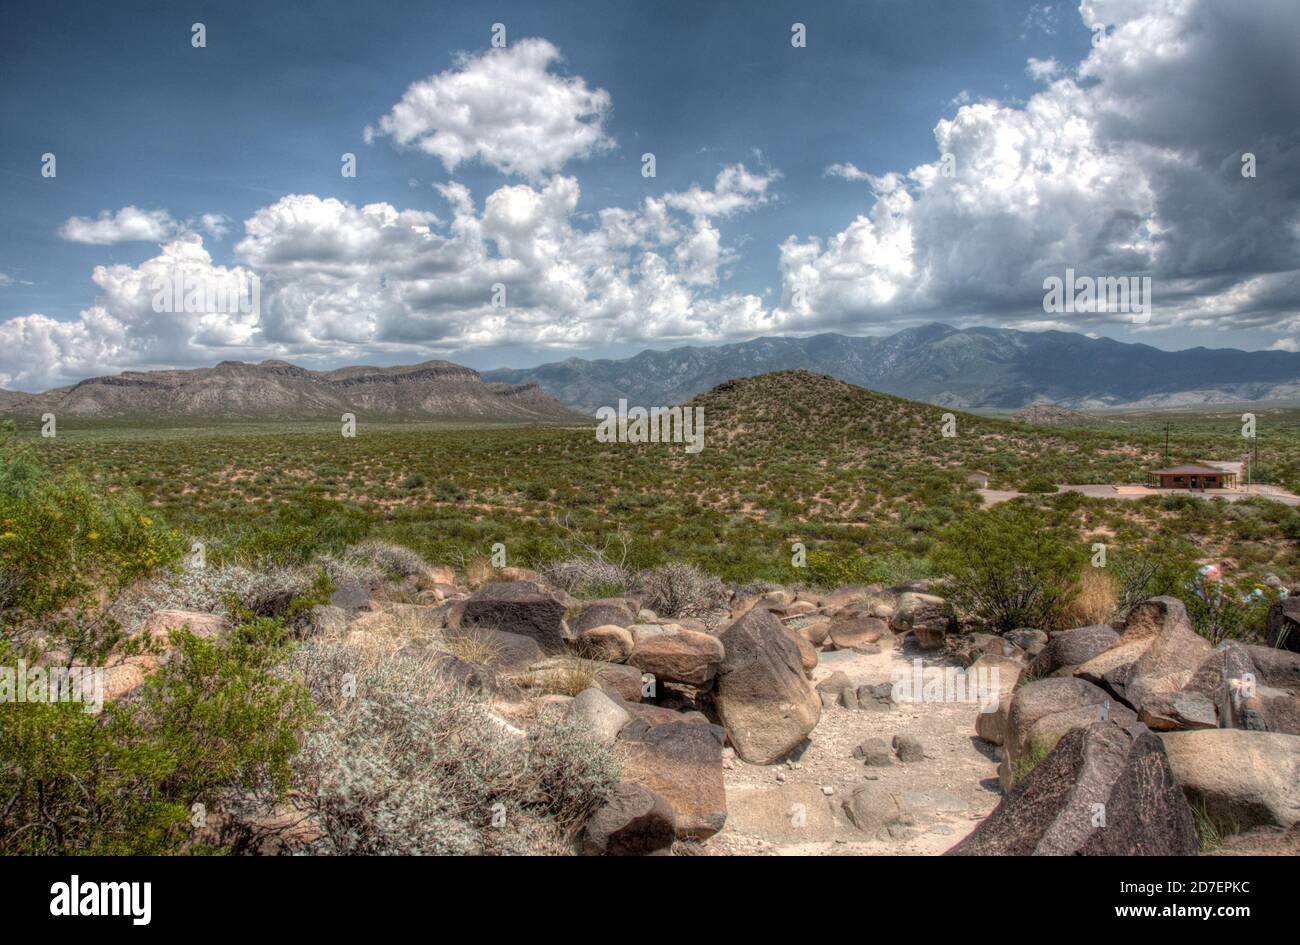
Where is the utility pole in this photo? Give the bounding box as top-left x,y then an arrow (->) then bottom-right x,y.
1163,422 -> 1171,464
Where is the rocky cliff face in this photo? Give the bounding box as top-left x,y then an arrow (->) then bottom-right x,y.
0,359 -> 580,421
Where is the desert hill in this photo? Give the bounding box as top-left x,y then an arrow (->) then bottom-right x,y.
0,358 -> 580,421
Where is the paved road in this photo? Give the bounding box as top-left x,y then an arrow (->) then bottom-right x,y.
980,484 -> 1300,507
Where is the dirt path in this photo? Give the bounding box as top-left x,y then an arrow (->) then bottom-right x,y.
980,484 -> 1300,507
701,639 -> 1002,855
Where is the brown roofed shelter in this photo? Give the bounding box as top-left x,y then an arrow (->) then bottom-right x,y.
1147,464 -> 1237,490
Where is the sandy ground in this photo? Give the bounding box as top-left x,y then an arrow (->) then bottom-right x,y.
697,637 -> 1003,856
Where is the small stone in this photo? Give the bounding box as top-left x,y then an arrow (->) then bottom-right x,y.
822,785 -> 835,796
893,733 -> 925,763
852,737 -> 893,767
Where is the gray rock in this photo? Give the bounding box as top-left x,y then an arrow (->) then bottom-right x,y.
329,579 -> 371,611
853,737 -> 893,767
628,629 -> 725,686
856,682 -> 896,711
1266,597 -> 1300,653
1005,628 -> 1048,652
842,782 -> 914,838
1031,624 -> 1120,676
462,581 -> 567,653
444,624 -> 543,671
893,733 -> 925,762
715,607 -> 821,765
581,782 -> 676,855
948,720 -> 1198,856
1159,729 -> 1300,830
572,600 -> 636,634
1000,676 -> 1137,790
570,687 -> 632,744
619,720 -> 727,839
814,671 -> 854,695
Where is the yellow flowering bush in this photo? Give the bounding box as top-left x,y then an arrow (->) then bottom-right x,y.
0,423 -> 184,619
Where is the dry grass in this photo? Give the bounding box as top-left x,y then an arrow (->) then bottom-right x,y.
466,556 -> 495,588
440,629 -> 502,666
510,658 -> 599,697
1062,566 -> 1118,627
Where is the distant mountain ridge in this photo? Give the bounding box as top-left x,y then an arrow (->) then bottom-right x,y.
0,359 -> 579,421
481,324 -> 1300,411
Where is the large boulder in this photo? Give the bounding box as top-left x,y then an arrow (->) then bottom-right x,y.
571,599 -> 637,635
715,608 -> 822,765
527,657 -> 645,703
618,720 -> 727,839
1246,644 -> 1300,689
574,624 -> 635,663
442,624 -> 543,671
1119,604 -> 1212,730
581,782 -> 676,856
139,609 -> 229,646
1000,677 -> 1136,789
821,585 -> 872,613
1031,624 -> 1120,677
1159,730 -> 1300,830
1175,641 -> 1259,731
1238,646 -> 1300,734
973,655 -> 1025,746
948,632 -> 1023,667
826,616 -> 887,651
797,619 -> 831,647
1266,597 -> 1300,652
628,630 -> 725,687
948,720 -> 1198,855
1074,597 -> 1211,730
462,581 -> 568,653
569,687 -> 632,744
784,628 -> 819,671
889,592 -> 949,650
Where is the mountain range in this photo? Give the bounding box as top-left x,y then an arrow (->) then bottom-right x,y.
0,360 -> 578,421
4,324 -> 1299,421
481,323 -> 1300,411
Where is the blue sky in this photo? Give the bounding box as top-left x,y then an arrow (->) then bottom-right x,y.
1,0 -> 1297,389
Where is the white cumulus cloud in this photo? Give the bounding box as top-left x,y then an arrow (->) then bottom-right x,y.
370,38 -> 614,180
58,206 -> 176,244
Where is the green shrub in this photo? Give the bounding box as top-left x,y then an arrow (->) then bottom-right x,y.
0,620 -> 313,855
802,549 -> 930,589
0,423 -> 184,619
1182,575 -> 1276,645
1021,476 -> 1059,494
931,504 -> 1088,631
